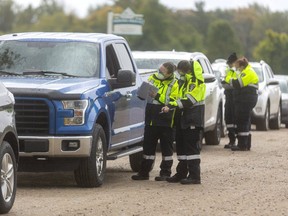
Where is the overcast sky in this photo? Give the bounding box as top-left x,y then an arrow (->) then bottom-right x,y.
14,0 -> 288,18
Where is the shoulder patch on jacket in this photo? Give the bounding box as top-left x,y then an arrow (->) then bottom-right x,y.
189,84 -> 196,91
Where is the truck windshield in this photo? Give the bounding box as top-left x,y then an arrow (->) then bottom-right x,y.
0,40 -> 100,77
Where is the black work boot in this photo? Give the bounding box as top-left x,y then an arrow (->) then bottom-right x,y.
182,160 -> 201,184
180,177 -> 201,185
155,175 -> 170,181
131,173 -> 149,180
231,136 -> 248,151
132,159 -> 153,180
224,142 -> 235,149
159,159 -> 173,178
224,128 -> 236,149
166,160 -> 188,183
166,173 -> 185,183
247,134 -> 251,150
231,145 -> 247,151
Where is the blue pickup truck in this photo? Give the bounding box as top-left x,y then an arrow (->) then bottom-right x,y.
0,32 -> 146,187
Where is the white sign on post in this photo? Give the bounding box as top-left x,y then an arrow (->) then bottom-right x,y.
107,8 -> 145,35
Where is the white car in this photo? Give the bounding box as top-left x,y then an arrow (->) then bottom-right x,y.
250,61 -> 281,130
132,51 -> 225,146
0,81 -> 19,214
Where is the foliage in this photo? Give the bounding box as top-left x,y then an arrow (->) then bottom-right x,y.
253,30 -> 288,75
207,19 -> 242,61
1,0 -> 288,71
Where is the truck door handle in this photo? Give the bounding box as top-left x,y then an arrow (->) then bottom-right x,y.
125,92 -> 132,98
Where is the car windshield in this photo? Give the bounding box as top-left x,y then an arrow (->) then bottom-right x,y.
134,58 -> 181,69
251,66 -> 264,82
0,40 -> 100,77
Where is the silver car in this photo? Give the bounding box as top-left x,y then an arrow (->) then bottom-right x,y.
250,61 -> 281,130
132,51 -> 225,146
274,75 -> 288,128
0,81 -> 19,214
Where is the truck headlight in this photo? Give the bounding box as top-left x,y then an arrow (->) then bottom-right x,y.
62,100 -> 88,125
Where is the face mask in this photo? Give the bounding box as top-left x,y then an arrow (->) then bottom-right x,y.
179,71 -> 185,76
156,72 -> 165,80
180,75 -> 186,81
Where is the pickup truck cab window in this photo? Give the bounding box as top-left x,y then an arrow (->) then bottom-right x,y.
113,43 -> 135,72
0,41 -> 100,77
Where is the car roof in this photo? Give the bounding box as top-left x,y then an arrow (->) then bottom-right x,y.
274,74 -> 288,80
132,50 -> 207,61
0,32 -> 124,43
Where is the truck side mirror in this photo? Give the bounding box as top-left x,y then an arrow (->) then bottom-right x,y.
203,74 -> 216,83
108,69 -> 136,89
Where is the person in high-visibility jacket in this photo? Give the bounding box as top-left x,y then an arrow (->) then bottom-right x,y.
221,52 -> 238,149
132,62 -> 179,181
166,60 -> 206,184
229,57 -> 258,151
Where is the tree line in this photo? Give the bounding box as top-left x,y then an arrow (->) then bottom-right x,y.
1,0 -> 288,75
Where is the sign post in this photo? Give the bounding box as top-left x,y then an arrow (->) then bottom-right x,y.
107,8 -> 145,35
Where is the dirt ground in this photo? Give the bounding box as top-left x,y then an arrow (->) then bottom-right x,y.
9,126 -> 288,216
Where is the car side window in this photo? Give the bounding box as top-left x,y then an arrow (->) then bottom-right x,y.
198,58 -> 212,74
113,43 -> 135,72
106,44 -> 120,78
266,64 -> 275,78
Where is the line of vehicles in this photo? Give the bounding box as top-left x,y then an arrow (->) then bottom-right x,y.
0,32 -> 287,213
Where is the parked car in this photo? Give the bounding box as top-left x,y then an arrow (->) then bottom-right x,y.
274,75 -> 288,128
0,81 -> 19,214
250,60 -> 281,130
132,51 -> 225,146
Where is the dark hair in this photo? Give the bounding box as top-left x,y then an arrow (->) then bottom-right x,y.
177,60 -> 191,73
227,52 -> 238,65
235,57 -> 248,68
163,62 -> 176,74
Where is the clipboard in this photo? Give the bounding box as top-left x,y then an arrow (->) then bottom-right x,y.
137,81 -> 159,101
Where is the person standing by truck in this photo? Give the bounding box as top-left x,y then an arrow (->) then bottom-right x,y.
131,62 -> 179,181
230,57 -> 259,151
221,52 -> 238,149
166,60 -> 206,184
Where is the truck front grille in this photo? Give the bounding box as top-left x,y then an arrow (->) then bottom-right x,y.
14,99 -> 50,136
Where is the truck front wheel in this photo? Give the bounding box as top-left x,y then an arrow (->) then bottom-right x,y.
74,124 -> 107,188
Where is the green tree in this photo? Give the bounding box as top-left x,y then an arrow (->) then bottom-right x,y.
0,0 -> 15,33
206,20 -> 242,61
253,30 -> 288,74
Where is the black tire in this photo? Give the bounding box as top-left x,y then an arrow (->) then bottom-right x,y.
256,105 -> 269,131
0,141 -> 17,214
74,124 -> 107,188
205,107 -> 221,145
269,105 -> 281,130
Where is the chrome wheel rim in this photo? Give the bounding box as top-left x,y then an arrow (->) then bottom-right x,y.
95,138 -> 104,177
1,153 -> 14,202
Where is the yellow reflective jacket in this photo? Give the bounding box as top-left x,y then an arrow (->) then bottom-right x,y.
148,73 -> 179,106
224,67 -> 237,83
145,73 -> 179,127
176,61 -> 206,128
231,64 -> 259,89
